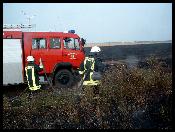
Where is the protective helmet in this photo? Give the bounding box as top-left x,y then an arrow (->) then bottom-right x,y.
90,46 -> 101,53
27,56 -> 34,62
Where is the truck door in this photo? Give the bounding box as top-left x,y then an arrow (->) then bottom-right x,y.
62,37 -> 84,68
47,37 -> 62,73
31,38 -> 49,73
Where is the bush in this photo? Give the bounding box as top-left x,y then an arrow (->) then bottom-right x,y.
3,57 -> 172,129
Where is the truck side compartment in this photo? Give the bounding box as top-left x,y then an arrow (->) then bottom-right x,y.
3,39 -> 24,85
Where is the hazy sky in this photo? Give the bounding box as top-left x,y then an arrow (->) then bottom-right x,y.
3,3 -> 172,43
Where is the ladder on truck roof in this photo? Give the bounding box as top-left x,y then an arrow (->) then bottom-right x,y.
3,24 -> 33,29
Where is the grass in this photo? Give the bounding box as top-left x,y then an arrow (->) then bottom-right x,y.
3,57 -> 172,129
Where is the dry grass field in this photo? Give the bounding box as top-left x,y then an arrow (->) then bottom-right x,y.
3,56 -> 172,129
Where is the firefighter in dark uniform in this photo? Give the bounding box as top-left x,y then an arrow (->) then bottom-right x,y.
79,46 -> 105,97
25,56 -> 43,91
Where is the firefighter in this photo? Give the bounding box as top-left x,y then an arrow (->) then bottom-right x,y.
79,46 -> 105,96
25,56 -> 43,91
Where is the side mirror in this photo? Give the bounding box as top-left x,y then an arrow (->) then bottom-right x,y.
81,38 -> 86,46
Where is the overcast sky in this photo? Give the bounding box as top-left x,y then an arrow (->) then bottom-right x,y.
3,3 -> 172,43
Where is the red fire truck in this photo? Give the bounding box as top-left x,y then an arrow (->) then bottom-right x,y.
3,24 -> 86,88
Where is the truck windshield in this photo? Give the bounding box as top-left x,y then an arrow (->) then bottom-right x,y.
63,38 -> 80,50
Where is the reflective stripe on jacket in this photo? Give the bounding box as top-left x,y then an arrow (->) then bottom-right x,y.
79,57 -> 100,86
25,62 -> 42,91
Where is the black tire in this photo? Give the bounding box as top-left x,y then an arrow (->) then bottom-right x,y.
54,69 -> 74,88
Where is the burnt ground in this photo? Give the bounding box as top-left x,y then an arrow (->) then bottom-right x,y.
84,43 -> 172,61
3,56 -> 172,129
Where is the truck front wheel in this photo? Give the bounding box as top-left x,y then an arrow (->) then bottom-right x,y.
54,69 -> 74,88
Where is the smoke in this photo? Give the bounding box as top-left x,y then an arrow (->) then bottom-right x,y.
124,55 -> 139,68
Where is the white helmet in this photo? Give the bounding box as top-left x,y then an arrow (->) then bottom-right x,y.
27,56 -> 34,62
90,46 -> 101,53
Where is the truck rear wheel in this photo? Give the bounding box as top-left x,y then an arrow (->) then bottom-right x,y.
54,69 -> 74,88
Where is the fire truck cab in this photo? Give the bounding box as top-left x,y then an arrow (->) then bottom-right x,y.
3,26 -> 85,88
